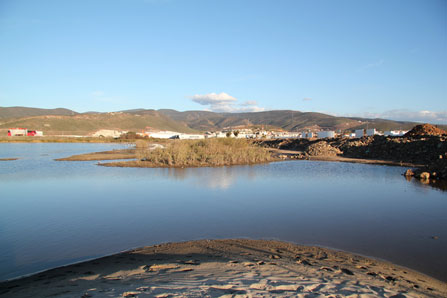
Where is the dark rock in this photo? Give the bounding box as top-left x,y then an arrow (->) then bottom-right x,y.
181,260 -> 201,265
296,259 -> 311,266
319,266 -> 333,272
381,275 -> 397,282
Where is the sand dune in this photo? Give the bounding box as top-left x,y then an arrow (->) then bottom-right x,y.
1,239 -> 445,297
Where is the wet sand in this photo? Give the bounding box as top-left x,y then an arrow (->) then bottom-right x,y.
55,149 -> 136,161
1,239 -> 445,297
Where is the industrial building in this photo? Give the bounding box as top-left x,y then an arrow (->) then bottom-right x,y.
7,128 -> 43,137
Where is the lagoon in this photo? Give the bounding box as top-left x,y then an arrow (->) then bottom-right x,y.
0,143 -> 446,281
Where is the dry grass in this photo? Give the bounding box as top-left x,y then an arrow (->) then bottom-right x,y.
135,138 -> 276,167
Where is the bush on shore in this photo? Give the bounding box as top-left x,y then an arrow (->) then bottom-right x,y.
136,138 -> 276,167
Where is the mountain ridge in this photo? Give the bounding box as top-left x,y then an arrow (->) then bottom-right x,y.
0,106 -> 445,135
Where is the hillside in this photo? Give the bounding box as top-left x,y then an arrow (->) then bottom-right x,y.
1,106 -> 444,135
0,110 -> 196,136
0,106 -> 77,120
157,109 -> 421,132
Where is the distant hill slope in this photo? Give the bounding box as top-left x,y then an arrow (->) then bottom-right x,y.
157,109 -> 421,132
0,109 -> 196,135
1,106 -> 444,135
0,106 -> 77,120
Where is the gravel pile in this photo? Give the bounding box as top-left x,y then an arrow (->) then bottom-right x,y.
404,124 -> 446,137
305,141 -> 342,157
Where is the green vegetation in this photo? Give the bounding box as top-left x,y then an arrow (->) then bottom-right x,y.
133,138 -> 277,167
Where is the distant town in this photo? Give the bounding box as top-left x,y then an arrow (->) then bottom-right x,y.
7,127 -> 408,140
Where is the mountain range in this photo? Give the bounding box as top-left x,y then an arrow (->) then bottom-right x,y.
0,106 -> 441,136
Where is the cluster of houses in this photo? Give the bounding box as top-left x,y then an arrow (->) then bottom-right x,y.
126,128 -> 408,140
353,128 -> 407,138
7,127 -> 407,140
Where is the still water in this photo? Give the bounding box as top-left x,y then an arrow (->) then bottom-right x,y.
0,143 -> 446,281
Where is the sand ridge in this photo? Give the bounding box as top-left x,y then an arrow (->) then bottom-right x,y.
0,239 -> 445,297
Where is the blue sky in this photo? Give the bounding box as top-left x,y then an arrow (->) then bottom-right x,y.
0,0 -> 446,123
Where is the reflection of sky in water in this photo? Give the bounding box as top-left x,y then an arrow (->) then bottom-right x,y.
159,167 -> 258,189
0,143 -> 446,282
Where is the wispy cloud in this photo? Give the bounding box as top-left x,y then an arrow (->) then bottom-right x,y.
302,97 -> 312,101
190,92 -> 265,113
191,92 -> 236,105
343,109 -> 447,124
363,59 -> 384,70
241,100 -> 258,106
89,90 -> 117,103
231,74 -> 262,82
90,90 -> 104,97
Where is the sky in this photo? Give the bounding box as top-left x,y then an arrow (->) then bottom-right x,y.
0,0 -> 446,123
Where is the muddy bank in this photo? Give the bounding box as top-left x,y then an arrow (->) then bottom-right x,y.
260,135 -> 446,178
1,239 -> 445,298
0,158 -> 18,161
55,149 -> 136,161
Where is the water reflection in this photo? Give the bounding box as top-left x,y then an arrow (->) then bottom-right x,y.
160,166 -> 258,189
1,144 -> 447,282
406,175 -> 447,193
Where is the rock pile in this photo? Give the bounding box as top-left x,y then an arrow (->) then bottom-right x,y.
258,127 -> 447,183
305,141 -> 342,157
405,158 -> 447,181
404,124 -> 446,137
337,135 -> 447,165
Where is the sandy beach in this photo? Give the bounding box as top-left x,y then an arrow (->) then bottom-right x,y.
1,239 -> 445,297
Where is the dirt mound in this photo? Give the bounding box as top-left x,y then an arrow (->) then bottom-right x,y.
404,124 -> 446,137
305,141 -> 342,157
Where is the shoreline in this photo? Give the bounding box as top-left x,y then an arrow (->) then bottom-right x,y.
54,148 -> 446,191
272,148 -> 425,168
55,147 -> 424,168
1,239 -> 445,297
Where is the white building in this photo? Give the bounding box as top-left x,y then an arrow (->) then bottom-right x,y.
8,128 -> 27,136
30,131 -> 44,136
235,133 -> 247,139
318,131 -> 335,138
355,129 -> 364,138
147,131 -> 181,139
92,130 -> 124,138
384,130 -> 407,137
216,132 -> 227,138
177,134 -> 205,140
366,128 -> 377,136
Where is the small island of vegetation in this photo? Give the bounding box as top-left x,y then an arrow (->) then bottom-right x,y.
100,138 -> 277,168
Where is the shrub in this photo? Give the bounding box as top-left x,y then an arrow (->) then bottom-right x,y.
138,138 -> 275,167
